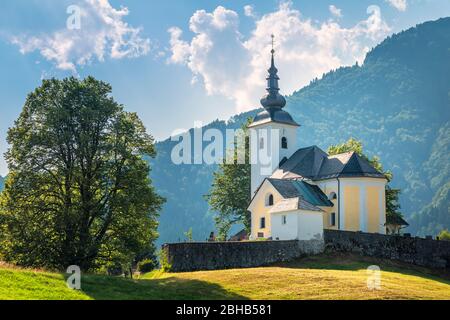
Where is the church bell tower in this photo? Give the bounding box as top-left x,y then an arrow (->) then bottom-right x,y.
248,35 -> 300,196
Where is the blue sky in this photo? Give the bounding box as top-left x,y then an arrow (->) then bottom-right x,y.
0,0 -> 449,176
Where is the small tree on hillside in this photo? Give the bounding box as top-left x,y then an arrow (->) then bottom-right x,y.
205,120 -> 251,241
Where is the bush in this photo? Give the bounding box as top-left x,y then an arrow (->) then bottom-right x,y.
438,230 -> 450,241
137,259 -> 156,273
158,248 -> 172,272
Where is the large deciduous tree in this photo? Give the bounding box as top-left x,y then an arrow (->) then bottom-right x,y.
0,77 -> 164,271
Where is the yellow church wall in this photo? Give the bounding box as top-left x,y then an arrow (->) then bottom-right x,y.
321,207 -> 338,230
249,180 -> 284,239
249,177 -> 387,238
344,186 -> 360,231
340,177 -> 386,233
381,189 -> 386,233
366,186 -> 381,233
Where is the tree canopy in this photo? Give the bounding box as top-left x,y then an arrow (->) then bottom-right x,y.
205,120 -> 251,240
0,77 -> 164,271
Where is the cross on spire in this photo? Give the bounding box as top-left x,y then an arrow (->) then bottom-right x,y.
271,34 -> 275,54
260,34 -> 286,110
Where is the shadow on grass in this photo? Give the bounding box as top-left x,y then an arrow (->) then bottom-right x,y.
79,274 -> 248,300
276,253 -> 450,286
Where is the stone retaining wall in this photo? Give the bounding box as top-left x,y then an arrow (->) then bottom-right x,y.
162,239 -> 324,272
323,229 -> 450,269
162,230 -> 450,272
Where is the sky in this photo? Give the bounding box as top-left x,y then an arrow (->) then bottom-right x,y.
0,0 -> 449,176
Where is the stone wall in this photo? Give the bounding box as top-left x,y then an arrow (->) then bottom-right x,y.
324,229 -> 450,269
162,239 -> 324,272
162,231 -> 450,272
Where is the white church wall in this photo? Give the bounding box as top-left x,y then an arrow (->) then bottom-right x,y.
271,211 -> 299,240
270,209 -> 323,241
249,123 -> 298,196
271,122 -> 298,163
297,211 -> 324,241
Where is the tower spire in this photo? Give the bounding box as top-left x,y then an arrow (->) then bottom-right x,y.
261,34 -> 286,110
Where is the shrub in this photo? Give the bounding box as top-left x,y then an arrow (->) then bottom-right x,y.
137,259 -> 156,274
158,248 -> 172,272
438,230 -> 450,241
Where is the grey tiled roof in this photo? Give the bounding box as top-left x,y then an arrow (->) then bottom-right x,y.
269,197 -> 324,213
298,198 -> 323,211
279,146 -> 328,179
267,178 -> 333,207
274,146 -> 385,180
248,109 -> 300,128
267,178 -> 302,198
385,215 -> 409,226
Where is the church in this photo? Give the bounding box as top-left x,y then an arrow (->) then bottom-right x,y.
247,46 -> 387,241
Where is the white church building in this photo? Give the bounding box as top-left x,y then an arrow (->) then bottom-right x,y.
247,46 -> 388,241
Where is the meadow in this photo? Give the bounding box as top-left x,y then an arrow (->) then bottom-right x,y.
1,254 -> 449,300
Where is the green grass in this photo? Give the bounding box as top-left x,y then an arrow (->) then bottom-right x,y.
1,255 -> 449,300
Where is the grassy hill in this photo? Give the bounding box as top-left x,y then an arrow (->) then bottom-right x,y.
1,255 -> 449,300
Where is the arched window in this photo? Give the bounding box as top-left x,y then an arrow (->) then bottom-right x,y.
281,137 -> 288,149
265,193 -> 274,207
329,192 -> 337,200
259,137 -> 264,149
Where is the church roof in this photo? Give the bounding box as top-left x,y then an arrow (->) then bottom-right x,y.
249,109 -> 299,128
385,215 -> 409,226
273,146 -> 386,181
269,197 -> 324,213
267,178 -> 333,207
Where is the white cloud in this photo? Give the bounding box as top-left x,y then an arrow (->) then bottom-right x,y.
168,6 -> 253,108
168,2 -> 391,112
329,5 -> 343,18
11,0 -> 150,73
385,0 -> 407,12
244,5 -> 255,18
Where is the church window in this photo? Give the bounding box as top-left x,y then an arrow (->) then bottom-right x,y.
259,137 -> 264,149
282,215 -> 287,225
265,194 -> 274,206
281,137 -> 288,149
330,213 -> 336,226
260,217 -> 266,229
